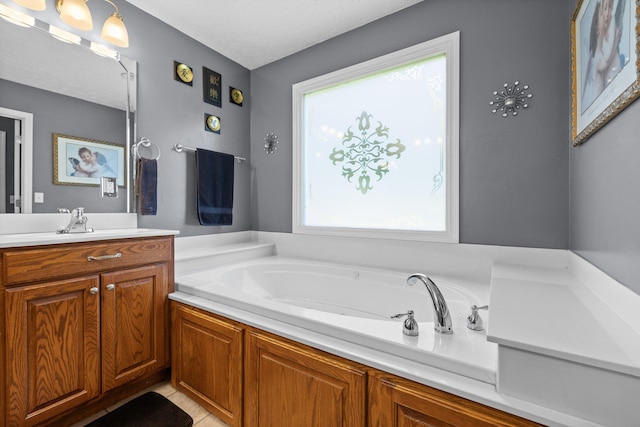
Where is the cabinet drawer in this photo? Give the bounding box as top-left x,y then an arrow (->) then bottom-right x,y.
2,237 -> 172,285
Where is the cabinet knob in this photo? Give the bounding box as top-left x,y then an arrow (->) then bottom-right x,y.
89,287 -> 99,295
106,284 -> 116,291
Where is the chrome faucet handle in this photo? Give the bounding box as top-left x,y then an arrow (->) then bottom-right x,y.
467,305 -> 488,331
391,310 -> 419,337
57,208 -> 70,213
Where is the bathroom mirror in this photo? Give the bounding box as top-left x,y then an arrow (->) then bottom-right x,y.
0,13 -> 136,214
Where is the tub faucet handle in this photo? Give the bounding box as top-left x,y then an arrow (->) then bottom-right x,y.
467,305 -> 488,331
391,310 -> 419,337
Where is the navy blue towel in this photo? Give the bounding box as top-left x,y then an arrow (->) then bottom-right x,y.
196,148 -> 234,225
137,158 -> 157,215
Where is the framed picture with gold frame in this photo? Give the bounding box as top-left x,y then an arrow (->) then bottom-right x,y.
205,114 -> 221,134
174,61 -> 194,86
53,134 -> 125,186
571,0 -> 640,146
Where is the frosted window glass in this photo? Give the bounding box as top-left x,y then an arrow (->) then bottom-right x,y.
293,32 -> 459,242
303,56 -> 447,231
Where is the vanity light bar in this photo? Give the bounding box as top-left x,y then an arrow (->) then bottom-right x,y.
0,3 -> 34,27
48,24 -> 81,45
1,3 -> 120,61
89,41 -> 119,60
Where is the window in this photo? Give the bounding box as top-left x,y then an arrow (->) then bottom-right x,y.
292,31 -> 459,243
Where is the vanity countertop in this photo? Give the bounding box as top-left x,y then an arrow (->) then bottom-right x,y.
0,228 -> 179,248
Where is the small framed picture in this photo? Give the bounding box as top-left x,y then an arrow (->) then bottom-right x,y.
230,87 -> 244,106
203,67 -> 222,107
174,61 -> 194,86
53,134 -> 125,187
205,114 -> 221,134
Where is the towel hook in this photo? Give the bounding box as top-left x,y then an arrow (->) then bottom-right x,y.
133,137 -> 161,161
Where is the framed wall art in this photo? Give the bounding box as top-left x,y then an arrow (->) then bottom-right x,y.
571,0 -> 640,146
53,134 -> 125,186
230,87 -> 244,106
174,61 -> 194,86
203,67 -> 222,107
205,113 -> 221,134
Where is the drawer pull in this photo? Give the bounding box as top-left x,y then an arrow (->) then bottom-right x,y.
89,287 -> 99,295
106,284 -> 116,291
87,253 -> 122,261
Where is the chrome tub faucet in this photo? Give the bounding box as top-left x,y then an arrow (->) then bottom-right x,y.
407,273 -> 453,334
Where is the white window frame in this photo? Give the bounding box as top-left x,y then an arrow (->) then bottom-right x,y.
292,31 -> 459,243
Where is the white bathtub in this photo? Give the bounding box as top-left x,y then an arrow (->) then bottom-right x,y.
174,256 -> 497,384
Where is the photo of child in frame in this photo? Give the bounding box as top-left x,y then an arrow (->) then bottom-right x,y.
580,0 -> 630,112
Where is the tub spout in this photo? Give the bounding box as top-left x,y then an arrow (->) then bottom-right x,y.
407,273 -> 453,334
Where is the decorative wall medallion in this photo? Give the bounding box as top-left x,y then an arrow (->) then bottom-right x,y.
174,61 -> 193,86
264,132 -> 278,154
205,114 -> 221,133
230,87 -> 244,106
203,67 -> 222,107
329,111 -> 405,195
489,81 -> 532,117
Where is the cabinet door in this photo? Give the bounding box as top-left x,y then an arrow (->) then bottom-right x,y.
171,303 -> 244,427
245,330 -> 366,427
5,276 -> 101,427
101,263 -> 168,392
368,370 -> 542,427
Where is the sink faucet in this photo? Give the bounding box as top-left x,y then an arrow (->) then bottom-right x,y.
57,207 -> 94,234
407,273 -> 453,334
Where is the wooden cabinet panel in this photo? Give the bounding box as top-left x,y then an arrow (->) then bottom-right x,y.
171,303 -> 243,427
101,264 -> 168,392
5,276 -> 101,426
1,236 -> 173,426
245,330 -> 366,427
368,370 -> 542,427
2,238 -> 171,286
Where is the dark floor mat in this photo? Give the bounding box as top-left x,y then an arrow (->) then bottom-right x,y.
85,391 -> 193,427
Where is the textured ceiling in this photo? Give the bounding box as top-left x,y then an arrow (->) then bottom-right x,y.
126,0 -> 423,70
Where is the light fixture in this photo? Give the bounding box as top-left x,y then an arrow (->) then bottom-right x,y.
55,0 -> 129,47
56,0 -> 92,31
0,3 -> 35,26
101,0 -> 128,47
89,41 -> 119,60
12,0 -> 46,11
49,24 -> 81,44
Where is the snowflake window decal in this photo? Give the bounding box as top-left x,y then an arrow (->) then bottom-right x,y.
489,81 -> 533,117
329,111 -> 405,195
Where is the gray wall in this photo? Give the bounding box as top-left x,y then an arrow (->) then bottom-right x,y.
0,79 -> 126,213
250,0 -> 572,249
570,2 -> 640,293
120,4 -> 252,235
15,1 -> 638,293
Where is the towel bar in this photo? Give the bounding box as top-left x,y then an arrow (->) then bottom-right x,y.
173,143 -> 246,163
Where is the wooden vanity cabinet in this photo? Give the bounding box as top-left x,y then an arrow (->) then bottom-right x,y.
244,329 -> 367,427
171,303 -> 244,427
171,304 -> 543,427
368,370 -> 543,427
1,236 -> 173,427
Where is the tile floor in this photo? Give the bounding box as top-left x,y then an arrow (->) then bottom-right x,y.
71,381 -> 230,427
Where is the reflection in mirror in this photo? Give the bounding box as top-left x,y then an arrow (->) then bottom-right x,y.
0,9 -> 136,215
